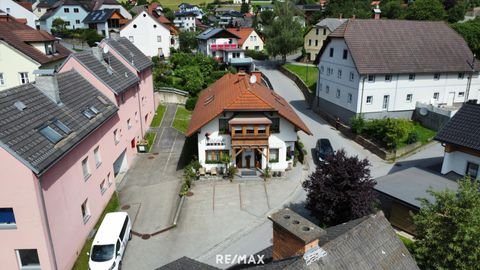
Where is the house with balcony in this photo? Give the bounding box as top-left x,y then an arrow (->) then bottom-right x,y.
197,28 -> 254,71
60,37 -> 155,177
120,10 -> 178,58
0,16 -> 70,90
315,19 -> 480,123
304,18 -> 344,61
227,27 -> 264,51
83,8 -> 128,38
186,72 -> 311,174
0,0 -> 38,28
38,0 -> 89,32
0,69 -> 120,270
173,11 -> 197,31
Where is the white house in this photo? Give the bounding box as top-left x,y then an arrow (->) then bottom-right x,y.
173,11 -> 197,31
178,3 -> 203,19
0,16 -> 70,90
197,28 -> 254,71
435,101 -> 480,180
186,72 -> 311,173
0,0 -> 38,29
315,19 -> 480,123
227,27 -> 264,51
91,0 -> 132,20
120,11 -> 176,58
38,0 -> 89,32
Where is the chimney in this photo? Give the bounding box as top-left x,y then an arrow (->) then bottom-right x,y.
91,46 -> 103,62
251,70 -> 262,84
339,13 -> 343,19
33,69 -> 61,104
373,4 -> 381,20
268,208 -> 326,261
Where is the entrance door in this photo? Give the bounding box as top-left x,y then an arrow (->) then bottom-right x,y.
255,150 -> 262,169
236,153 -> 242,168
447,92 -> 455,106
245,155 -> 251,168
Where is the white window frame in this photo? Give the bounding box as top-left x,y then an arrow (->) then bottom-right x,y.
81,199 -> 91,223
157,35 -> 162,42
19,72 -> 29,85
0,73 -> 4,85
0,208 -> 16,229
82,157 -> 90,180
366,96 -> 373,104
269,148 -> 279,163
16,249 -> 41,270
406,94 -> 413,102
94,146 -> 101,167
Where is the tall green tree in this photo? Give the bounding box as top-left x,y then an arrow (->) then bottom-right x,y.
382,0 -> 406,19
178,31 -> 198,52
406,0 -> 447,20
240,0 -> 249,14
324,0 -> 372,19
264,1 -> 303,62
452,18 -> 480,56
302,149 -> 377,227
412,177 -> 480,269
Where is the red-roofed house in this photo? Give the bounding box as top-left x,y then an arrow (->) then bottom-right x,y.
186,72 -> 311,174
227,27 -> 264,51
0,0 -> 38,28
0,16 -> 70,90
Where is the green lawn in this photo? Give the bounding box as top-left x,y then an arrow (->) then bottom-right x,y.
283,63 -> 319,92
72,193 -> 119,270
413,123 -> 437,144
172,106 -> 192,134
151,104 -> 166,127
160,0 -> 216,9
145,132 -> 157,152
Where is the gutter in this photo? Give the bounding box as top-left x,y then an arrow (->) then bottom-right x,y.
37,175 -> 59,270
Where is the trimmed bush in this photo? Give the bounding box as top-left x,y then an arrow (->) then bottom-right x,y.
185,96 -> 198,111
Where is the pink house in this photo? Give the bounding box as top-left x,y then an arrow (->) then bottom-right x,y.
0,37 -> 155,270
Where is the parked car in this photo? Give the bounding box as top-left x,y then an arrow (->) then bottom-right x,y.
315,138 -> 334,163
89,212 -> 132,270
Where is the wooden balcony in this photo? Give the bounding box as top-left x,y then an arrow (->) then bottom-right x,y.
211,44 -> 237,51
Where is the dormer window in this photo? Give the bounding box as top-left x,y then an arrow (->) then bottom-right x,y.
45,42 -> 55,55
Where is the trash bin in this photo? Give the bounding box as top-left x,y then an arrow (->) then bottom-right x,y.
136,140 -> 149,153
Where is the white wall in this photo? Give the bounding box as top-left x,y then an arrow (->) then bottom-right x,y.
197,114 -> 297,171
442,151 -> 480,180
241,31 -> 264,51
317,38 -> 480,115
120,11 -> 172,57
173,16 -> 196,31
0,42 -> 39,90
0,0 -> 38,29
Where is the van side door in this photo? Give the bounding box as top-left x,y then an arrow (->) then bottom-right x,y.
115,239 -> 123,267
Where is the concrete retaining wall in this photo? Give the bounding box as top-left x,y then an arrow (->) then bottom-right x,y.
278,65 -> 313,106
155,87 -> 188,104
412,107 -> 452,131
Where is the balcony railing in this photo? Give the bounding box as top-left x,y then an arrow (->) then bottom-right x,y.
211,44 -> 237,51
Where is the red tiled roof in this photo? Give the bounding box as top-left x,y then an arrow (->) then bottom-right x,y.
18,2 -> 33,12
0,19 -> 70,65
186,73 -> 312,137
227,27 -> 255,46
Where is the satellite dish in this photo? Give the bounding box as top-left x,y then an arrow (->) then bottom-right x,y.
249,75 -> 257,84
103,46 -> 109,54
419,107 -> 428,116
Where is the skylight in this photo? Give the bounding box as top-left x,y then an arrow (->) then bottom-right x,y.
14,101 -> 27,111
82,109 -> 96,119
90,106 -> 100,114
97,96 -> 108,105
39,126 -> 63,144
53,119 -> 71,134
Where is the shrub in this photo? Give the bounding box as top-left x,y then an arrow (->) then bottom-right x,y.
406,131 -> 419,144
245,50 -> 269,60
350,115 -> 365,134
227,166 -> 237,181
362,118 -> 413,150
179,182 -> 189,197
185,96 -> 198,111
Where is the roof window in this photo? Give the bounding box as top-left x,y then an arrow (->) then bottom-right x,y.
82,109 -> 96,119
14,101 -> 27,111
39,126 -> 63,144
53,119 -> 71,134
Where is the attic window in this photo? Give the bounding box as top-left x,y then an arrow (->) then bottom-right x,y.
204,95 -> 215,105
14,101 -> 27,111
53,119 -> 71,134
39,126 -> 63,144
97,96 -> 109,105
82,109 -> 96,119
89,106 -> 100,115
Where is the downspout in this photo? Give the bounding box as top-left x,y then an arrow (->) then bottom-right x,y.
359,76 -> 366,115
37,176 -> 58,270
465,55 -> 476,103
137,83 -> 145,139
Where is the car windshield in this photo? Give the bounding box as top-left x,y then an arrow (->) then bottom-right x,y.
91,244 -> 114,262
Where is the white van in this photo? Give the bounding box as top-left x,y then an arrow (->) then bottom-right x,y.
88,212 -> 132,270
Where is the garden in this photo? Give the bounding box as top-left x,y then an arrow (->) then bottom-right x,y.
350,116 -> 436,151
282,63 -> 318,92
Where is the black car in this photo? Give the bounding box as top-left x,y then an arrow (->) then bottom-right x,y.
315,138 -> 334,162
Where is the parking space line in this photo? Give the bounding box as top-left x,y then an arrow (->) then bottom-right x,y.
163,131 -> 178,172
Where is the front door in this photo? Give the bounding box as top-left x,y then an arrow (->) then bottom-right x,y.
236,153 -> 242,168
255,151 -> 262,169
382,95 -> 390,110
245,155 -> 251,168
447,92 -> 455,106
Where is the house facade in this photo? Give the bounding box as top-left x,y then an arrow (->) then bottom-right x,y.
91,0 -> 133,20
0,70 -> 120,270
227,27 -> 264,51
0,0 -> 38,28
178,3 -> 203,19
0,16 -> 70,90
186,72 -> 311,173
83,9 -> 127,38
120,10 -> 175,58
39,0 -> 89,32
304,18 -> 344,61
315,20 -> 480,123
436,101 -> 480,180
173,11 -> 197,31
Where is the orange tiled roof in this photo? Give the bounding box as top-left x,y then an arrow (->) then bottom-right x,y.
186,73 -> 312,137
226,27 -> 256,46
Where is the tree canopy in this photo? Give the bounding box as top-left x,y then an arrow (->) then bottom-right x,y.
302,149 -> 377,226
264,1 -> 304,62
405,0 -> 447,20
412,177 -> 480,269
178,31 -> 198,52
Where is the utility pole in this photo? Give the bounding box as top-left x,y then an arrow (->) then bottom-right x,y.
465,54 -> 476,103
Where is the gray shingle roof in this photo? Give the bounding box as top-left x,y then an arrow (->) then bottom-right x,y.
72,50 -> 139,94
197,28 -> 240,40
156,256 -> 219,270
0,70 -> 117,175
328,19 -> 479,75
435,102 -> 480,151
375,167 -> 459,208
315,18 -> 346,32
104,37 -> 153,72
83,8 -> 115,23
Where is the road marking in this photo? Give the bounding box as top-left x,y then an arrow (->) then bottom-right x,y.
212,182 -> 216,212
239,184 -> 243,209
263,183 -> 271,209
